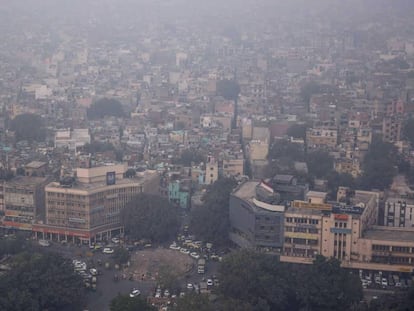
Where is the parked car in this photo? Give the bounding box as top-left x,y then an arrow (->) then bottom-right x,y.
112,237 -> 120,244
186,283 -> 194,290
180,248 -> 190,255
169,243 -> 181,250
38,239 -> 50,247
207,279 -> 213,287
102,247 -> 114,254
130,288 -> 141,298
190,252 -> 200,259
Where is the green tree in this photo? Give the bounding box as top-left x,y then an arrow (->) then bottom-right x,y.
268,140 -> 305,162
306,150 -> 334,178
326,172 -> 355,200
10,113 -> 46,142
300,81 -> 322,110
358,138 -> 397,190
113,247 -> 130,265
297,256 -> 363,311
218,250 -> 291,311
190,178 -> 237,246
216,79 -> 241,101
0,252 -> 86,311
217,251 -> 362,311
175,148 -> 205,166
121,194 -> 180,243
110,294 -> 156,311
87,98 -> 125,119
156,264 -> 181,294
83,141 -> 115,153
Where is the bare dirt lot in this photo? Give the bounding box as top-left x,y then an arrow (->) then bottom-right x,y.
125,248 -> 194,281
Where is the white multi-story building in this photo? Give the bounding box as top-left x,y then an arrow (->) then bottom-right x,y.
384,198 -> 414,228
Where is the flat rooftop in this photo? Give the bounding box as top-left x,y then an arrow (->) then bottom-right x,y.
233,181 -> 259,201
46,176 -> 146,193
364,227 -> 414,243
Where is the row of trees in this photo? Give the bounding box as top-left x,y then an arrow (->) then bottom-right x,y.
120,177 -> 238,247
189,177 -> 238,247
121,194 -> 180,243
87,98 -> 125,119
0,252 -> 86,311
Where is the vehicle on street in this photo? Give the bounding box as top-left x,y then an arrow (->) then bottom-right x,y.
112,237 -> 120,244
38,239 -> 50,247
155,287 -> 162,298
207,279 -> 213,286
102,247 -> 114,254
90,268 -> 98,276
190,252 -> 200,259
381,278 -> 388,287
186,283 -> 194,290
197,258 -> 206,274
180,248 -> 190,255
130,288 -> 141,297
164,289 -> 170,297
169,243 -> 180,250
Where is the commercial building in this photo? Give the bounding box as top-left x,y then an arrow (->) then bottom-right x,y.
33,164 -> 159,244
229,181 -> 285,251
2,176 -> 50,231
384,197 -> 414,228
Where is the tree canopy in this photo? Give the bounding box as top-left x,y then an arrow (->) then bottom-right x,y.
83,141 -> 115,153
121,194 -> 180,243
216,79 -> 241,101
174,148 -> 206,166
217,250 -> 363,311
10,113 -> 46,142
0,252 -> 86,311
110,294 -> 156,311
190,177 -> 237,246
358,138 -> 397,190
87,98 -> 125,119
306,150 -> 334,179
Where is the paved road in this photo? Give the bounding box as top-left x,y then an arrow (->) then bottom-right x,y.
39,242 -> 157,311
363,288 -> 395,303
39,242 -> 224,310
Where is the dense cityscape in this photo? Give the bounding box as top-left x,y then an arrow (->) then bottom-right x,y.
1,0 -> 414,310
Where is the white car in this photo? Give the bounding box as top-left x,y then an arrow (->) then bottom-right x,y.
169,243 -> 181,250
155,287 -> 162,298
186,283 -> 194,290
38,239 -> 50,247
190,252 -> 200,259
207,279 -> 213,286
102,247 -> 114,254
130,289 -> 141,297
112,237 -> 120,244
89,268 -> 98,276
180,248 -> 190,255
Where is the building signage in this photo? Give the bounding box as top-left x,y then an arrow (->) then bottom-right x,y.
334,214 -> 349,221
